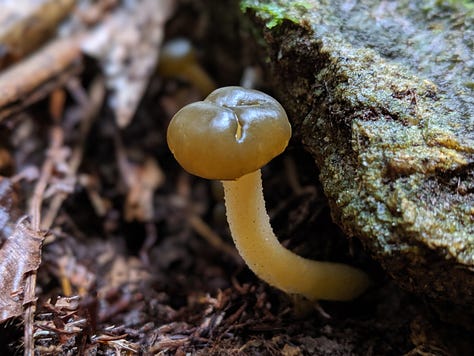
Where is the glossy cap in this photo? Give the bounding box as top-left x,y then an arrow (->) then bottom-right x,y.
167,86 -> 291,180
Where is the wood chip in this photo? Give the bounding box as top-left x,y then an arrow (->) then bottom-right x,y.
0,0 -> 75,69
0,38 -> 82,122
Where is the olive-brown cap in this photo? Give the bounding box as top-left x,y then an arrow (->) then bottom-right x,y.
167,86 -> 291,180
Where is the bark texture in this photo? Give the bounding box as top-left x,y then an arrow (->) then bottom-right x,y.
220,0 -> 474,324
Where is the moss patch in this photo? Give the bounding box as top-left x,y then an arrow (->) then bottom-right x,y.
241,0 -> 312,28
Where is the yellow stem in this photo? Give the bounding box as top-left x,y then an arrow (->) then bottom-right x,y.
183,64 -> 216,97
222,170 -> 370,301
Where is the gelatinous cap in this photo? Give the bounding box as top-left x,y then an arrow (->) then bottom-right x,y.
167,86 -> 292,180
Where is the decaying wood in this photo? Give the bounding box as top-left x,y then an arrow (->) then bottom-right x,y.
237,0 -> 474,306
0,38 -> 82,122
0,0 -> 75,69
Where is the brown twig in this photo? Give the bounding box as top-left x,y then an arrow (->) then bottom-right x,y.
24,124 -> 64,356
0,38 -> 82,123
41,77 -> 105,231
188,214 -> 240,262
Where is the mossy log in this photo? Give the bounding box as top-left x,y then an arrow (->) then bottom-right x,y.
212,0 -> 474,323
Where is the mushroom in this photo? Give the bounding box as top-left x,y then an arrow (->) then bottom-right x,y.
167,86 -> 370,301
158,38 -> 216,96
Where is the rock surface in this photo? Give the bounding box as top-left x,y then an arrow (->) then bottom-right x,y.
234,0 -> 474,321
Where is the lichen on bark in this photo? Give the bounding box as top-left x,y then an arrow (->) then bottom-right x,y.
237,0 -> 474,318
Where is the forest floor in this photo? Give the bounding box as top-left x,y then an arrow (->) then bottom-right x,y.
0,1 -> 471,355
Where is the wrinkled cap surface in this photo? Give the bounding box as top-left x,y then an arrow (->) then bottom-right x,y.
167,86 -> 292,180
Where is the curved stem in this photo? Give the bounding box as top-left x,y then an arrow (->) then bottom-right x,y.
222,170 -> 370,301
183,64 -> 216,97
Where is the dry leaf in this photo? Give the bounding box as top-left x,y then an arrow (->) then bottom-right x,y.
103,255 -> 150,292
122,156 -> 165,222
0,218 -> 45,323
56,254 -> 95,296
81,0 -> 174,127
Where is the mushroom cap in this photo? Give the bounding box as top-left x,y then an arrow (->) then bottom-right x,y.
167,86 -> 292,180
158,38 -> 196,75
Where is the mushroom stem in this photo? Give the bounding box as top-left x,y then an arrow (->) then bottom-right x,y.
181,64 -> 216,97
222,170 -> 370,301
157,38 -> 216,97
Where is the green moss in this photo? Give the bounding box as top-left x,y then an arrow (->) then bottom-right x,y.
440,0 -> 474,10
240,0 -> 312,28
